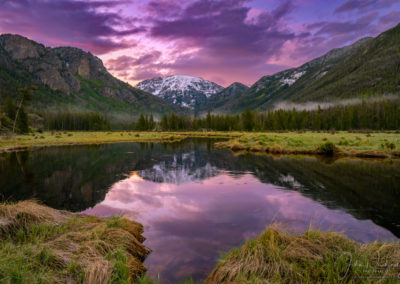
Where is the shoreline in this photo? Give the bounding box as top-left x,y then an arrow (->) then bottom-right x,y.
0,131 -> 240,152
1,202 -> 399,283
1,131 -> 399,159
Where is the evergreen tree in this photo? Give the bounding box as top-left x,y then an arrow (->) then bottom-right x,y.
206,111 -> 212,129
12,86 -> 37,133
136,114 -> 147,131
242,108 -> 254,131
3,96 -> 17,120
148,114 -> 155,130
161,115 -> 169,131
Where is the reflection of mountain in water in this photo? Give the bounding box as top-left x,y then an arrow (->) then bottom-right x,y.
138,152 -> 219,184
1,139 -> 400,237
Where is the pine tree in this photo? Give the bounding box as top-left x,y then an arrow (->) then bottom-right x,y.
242,108 -> 254,131
12,86 -> 37,133
206,111 -> 212,130
148,114 -> 155,130
3,96 -> 17,120
136,114 -> 147,131
161,115 -> 169,130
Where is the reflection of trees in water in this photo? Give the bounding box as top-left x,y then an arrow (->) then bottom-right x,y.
137,143 -> 400,237
1,139 -> 400,236
0,145 -> 142,211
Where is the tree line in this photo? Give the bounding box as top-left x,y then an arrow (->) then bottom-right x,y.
136,100 -> 400,131
2,95 -> 400,132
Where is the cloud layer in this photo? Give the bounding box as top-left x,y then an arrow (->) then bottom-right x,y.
0,0 -> 399,86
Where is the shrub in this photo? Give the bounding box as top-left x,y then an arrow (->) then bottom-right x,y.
385,142 -> 396,151
318,142 -> 337,156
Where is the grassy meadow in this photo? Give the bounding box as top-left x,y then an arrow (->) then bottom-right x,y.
216,131 -> 400,158
0,131 -> 241,152
1,130 -> 399,158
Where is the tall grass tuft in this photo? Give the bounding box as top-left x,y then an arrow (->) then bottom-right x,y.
0,201 -> 150,284
206,225 -> 400,283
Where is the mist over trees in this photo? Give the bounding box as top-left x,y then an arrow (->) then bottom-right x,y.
158,100 -> 400,131
1,99 -> 400,132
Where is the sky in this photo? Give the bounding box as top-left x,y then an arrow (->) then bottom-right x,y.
0,0 -> 399,87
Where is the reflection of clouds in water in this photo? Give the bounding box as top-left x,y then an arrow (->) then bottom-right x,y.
84,173 -> 397,283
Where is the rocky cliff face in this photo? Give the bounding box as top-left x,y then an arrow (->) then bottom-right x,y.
0,34 -> 182,114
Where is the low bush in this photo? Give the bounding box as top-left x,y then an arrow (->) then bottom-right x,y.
318,142 -> 337,156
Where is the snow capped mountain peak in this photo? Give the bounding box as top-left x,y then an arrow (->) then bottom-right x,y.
136,75 -> 223,109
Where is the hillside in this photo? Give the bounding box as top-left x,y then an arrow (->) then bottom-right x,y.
0,34 -> 183,115
214,23 -> 400,113
136,75 -> 223,109
199,82 -> 249,113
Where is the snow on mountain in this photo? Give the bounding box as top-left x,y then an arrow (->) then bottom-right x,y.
136,75 -> 223,109
280,71 -> 306,86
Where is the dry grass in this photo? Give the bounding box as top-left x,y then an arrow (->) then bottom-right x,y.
0,201 -> 150,284
206,225 -> 400,284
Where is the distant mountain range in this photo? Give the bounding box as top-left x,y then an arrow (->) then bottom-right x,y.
136,75 -> 223,109
1,23 -> 399,116
0,34 -> 183,115
212,23 -> 400,113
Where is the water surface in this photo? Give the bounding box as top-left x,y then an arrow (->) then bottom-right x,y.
1,139 -> 399,282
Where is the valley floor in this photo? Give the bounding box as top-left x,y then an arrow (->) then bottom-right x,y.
1,131 -> 400,158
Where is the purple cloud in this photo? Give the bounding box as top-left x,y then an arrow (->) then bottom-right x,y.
314,12 -> 378,36
137,0 -> 297,84
150,0 -> 295,56
334,0 -> 397,14
0,0 -> 144,54
107,51 -> 161,72
2,0 -> 398,86
146,0 -> 182,18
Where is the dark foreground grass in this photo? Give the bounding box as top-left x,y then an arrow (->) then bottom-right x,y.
0,201 -> 150,284
2,202 -> 400,283
206,226 -> 400,284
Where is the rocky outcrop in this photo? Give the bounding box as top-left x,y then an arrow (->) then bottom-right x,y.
0,34 -> 183,114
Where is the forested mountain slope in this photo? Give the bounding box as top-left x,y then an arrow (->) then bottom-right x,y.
0,34 -> 183,115
214,23 -> 400,113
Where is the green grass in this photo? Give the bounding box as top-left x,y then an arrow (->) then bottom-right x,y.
135,275 -> 196,284
1,131 -> 400,158
206,226 -> 400,283
0,201 -> 150,284
0,131 -> 241,152
215,131 -> 400,158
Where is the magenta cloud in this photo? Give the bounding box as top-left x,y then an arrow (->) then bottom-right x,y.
0,0 -> 399,86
